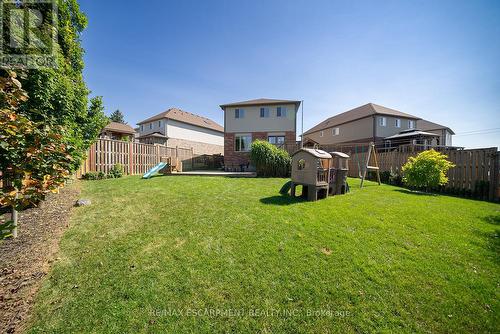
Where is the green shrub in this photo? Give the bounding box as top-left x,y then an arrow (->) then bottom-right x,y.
402,150 -> 455,191
108,164 -> 123,178
250,140 -> 291,177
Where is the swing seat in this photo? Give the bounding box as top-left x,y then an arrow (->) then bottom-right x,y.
367,166 -> 379,170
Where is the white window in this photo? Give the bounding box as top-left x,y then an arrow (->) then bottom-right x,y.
268,136 -> 285,145
379,117 -> 387,127
277,106 -> 287,117
235,134 -> 251,152
158,120 -> 162,127
149,123 -> 152,129
332,127 -> 339,136
395,119 -> 401,128
260,107 -> 270,118
408,120 -> 415,129
140,125 -> 144,132
235,108 -> 245,119
320,131 -> 324,137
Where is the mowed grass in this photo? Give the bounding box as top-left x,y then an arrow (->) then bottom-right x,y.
28,176 -> 499,333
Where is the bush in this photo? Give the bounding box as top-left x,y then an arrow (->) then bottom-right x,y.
108,164 -> 123,178
402,150 -> 455,191
82,164 -> 123,180
250,140 -> 291,177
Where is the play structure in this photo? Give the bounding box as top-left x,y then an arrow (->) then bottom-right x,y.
142,157 -> 182,179
288,148 -> 350,201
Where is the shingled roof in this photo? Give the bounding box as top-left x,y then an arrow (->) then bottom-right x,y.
304,103 -> 421,135
103,121 -> 136,135
137,108 -> 223,133
220,98 -> 301,109
418,119 -> 455,135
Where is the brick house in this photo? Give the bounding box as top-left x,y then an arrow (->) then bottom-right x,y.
219,98 -> 301,170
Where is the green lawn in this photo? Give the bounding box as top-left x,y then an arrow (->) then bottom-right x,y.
28,176 -> 499,333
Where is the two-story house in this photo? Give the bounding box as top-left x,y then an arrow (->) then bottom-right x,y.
137,108 -> 224,155
304,103 -> 454,149
220,98 -> 301,170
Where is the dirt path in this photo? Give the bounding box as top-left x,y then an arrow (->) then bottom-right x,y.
0,182 -> 81,334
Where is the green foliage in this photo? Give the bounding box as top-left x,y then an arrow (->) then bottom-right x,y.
402,150 -> 455,190
0,220 -> 15,239
250,140 -> 291,177
380,170 -> 403,186
82,164 -> 123,180
1,71 -> 73,210
8,1 -> 108,171
109,109 -> 126,124
108,164 -> 123,178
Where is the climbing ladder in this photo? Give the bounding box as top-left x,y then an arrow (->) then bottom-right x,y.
360,142 -> 381,188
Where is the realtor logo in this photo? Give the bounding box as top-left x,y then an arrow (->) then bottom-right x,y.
0,0 -> 57,69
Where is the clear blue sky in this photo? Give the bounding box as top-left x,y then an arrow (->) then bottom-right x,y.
80,0 -> 500,148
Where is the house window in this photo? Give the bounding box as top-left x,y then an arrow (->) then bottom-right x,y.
332,127 -> 339,136
268,136 -> 285,145
149,123 -> 152,129
395,119 -> 401,128
260,107 -> 270,118
379,117 -> 387,127
235,134 -> 251,152
320,131 -> 324,137
235,108 -> 245,119
408,120 -> 415,129
277,106 -> 287,117
140,125 -> 144,132
297,159 -> 306,170
158,120 -> 162,127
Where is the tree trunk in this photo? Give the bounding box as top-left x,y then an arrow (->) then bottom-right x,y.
11,191 -> 18,238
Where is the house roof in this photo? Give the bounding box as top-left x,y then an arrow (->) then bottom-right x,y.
103,122 -> 136,135
385,130 -> 439,140
220,98 -> 301,109
137,108 -> 223,132
418,119 -> 455,135
292,148 -> 332,159
304,103 -> 421,135
138,132 -> 168,139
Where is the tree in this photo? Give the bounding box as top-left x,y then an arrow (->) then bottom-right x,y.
109,109 -> 126,124
402,149 -> 455,191
0,0 -> 107,237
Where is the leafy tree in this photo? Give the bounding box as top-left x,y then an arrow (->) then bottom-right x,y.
402,150 -> 455,191
1,71 -> 73,238
109,109 -> 126,124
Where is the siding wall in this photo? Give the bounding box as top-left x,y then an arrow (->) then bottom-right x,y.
224,104 -> 297,133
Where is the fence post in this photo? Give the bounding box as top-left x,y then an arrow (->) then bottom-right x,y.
490,150 -> 499,201
129,141 -> 133,175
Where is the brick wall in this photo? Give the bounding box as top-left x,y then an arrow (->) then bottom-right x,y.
168,137 -> 223,155
224,131 -> 296,170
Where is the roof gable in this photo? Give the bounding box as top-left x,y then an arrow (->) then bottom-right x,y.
137,108 -> 223,132
103,122 -> 136,134
304,103 -> 421,135
220,98 -> 301,109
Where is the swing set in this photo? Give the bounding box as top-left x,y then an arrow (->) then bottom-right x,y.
353,142 -> 381,188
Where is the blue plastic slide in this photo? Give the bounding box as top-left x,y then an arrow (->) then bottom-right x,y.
142,162 -> 167,179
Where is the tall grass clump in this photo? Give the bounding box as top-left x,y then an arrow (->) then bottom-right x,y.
250,140 -> 291,177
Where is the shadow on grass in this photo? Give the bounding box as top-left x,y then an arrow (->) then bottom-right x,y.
481,214 -> 500,226
393,189 -> 438,196
260,195 -> 306,206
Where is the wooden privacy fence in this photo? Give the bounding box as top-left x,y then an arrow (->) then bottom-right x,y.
75,139 -> 194,177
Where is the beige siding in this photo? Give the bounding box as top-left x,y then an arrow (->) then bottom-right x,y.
166,119 -> 224,146
224,104 -> 297,133
376,116 -> 416,138
306,117 -> 374,144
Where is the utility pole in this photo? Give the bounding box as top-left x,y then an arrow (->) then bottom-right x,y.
301,100 -> 304,148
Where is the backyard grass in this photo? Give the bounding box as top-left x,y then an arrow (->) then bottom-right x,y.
27,176 -> 499,333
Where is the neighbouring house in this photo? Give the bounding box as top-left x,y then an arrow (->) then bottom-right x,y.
100,121 -> 136,141
219,98 -> 301,170
304,103 -> 454,150
418,119 -> 455,147
136,108 -> 224,155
